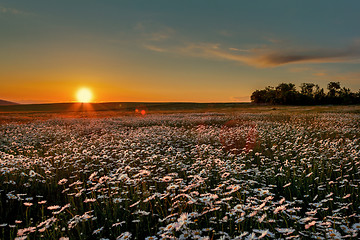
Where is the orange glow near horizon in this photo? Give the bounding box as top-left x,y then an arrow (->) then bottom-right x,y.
0,76 -> 252,103
76,88 -> 93,103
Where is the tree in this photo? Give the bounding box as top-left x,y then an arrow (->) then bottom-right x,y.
250,82 -> 359,105
299,83 -> 317,105
250,87 -> 277,104
339,87 -> 355,104
313,85 -> 325,104
327,82 -> 341,98
275,83 -> 297,104
250,90 -> 267,103
300,83 -> 315,96
264,86 -> 277,104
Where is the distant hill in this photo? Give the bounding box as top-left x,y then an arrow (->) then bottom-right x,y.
0,99 -> 19,105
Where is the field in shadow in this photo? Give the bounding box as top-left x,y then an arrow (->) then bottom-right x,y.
0,102 -> 359,124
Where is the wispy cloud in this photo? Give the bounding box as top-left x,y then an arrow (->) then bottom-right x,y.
228,47 -> 250,52
256,43 -> 360,66
144,38 -> 360,68
135,21 -> 175,42
313,72 -> 327,77
178,43 -> 253,63
0,5 -> 30,16
143,44 -> 167,53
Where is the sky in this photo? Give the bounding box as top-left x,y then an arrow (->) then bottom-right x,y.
1,0 -> 360,103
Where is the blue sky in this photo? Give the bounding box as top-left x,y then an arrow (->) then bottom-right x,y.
1,1 -> 360,103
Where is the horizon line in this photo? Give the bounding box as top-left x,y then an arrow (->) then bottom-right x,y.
0,100 -> 252,106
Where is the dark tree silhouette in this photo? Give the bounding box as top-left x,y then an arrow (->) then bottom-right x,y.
251,82 -> 360,105
300,83 -> 315,96
327,82 -> 341,98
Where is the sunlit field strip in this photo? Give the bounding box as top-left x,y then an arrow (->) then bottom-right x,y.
0,113 -> 359,239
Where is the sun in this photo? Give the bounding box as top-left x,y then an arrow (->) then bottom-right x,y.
76,88 -> 93,103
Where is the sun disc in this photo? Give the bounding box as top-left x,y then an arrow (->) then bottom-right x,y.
76,88 -> 93,103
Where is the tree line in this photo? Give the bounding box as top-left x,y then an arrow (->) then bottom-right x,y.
251,82 -> 360,105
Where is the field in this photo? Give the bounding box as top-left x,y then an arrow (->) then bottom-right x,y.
0,103 -> 360,239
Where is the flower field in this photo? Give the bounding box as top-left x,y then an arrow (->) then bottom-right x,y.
0,113 -> 359,239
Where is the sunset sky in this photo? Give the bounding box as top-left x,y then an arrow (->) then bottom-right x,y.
1,1 -> 360,103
